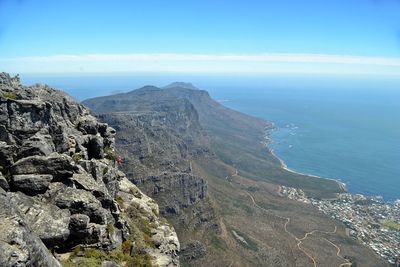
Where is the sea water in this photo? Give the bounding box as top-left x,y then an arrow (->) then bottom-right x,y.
20,74 -> 400,201
208,86 -> 400,201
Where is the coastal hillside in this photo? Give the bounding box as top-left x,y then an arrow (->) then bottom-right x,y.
0,73 -> 180,267
84,83 -> 388,267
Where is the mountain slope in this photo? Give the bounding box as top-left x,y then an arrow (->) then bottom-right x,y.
83,83 -> 387,267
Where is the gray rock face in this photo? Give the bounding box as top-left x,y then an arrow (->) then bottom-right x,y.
84,86 -> 216,265
10,154 -> 79,179
0,73 -> 180,266
11,174 -> 52,195
0,189 -> 62,267
179,241 -> 206,260
54,186 -> 109,225
0,172 -> 9,190
142,172 -> 207,215
19,133 -> 55,157
96,109 -> 208,217
9,192 -> 71,246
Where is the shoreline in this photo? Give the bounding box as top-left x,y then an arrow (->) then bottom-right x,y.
268,147 -> 348,192
262,127 -> 348,194
263,127 -> 400,203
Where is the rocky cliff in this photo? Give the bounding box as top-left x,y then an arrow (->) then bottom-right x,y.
83,86 -> 217,264
84,87 -> 210,217
95,98 -> 209,216
0,73 -> 179,267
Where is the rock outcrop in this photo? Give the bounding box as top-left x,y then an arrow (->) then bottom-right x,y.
0,73 -> 179,266
96,109 -> 208,216
83,86 -> 216,265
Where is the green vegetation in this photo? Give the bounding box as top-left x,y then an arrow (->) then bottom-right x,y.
72,153 -> 82,163
382,219 -> 400,230
127,254 -> 153,267
210,235 -> 227,251
104,147 -> 118,161
129,187 -> 143,198
230,229 -> 258,252
1,91 -> 17,100
151,207 -> 159,216
121,240 -> 133,254
247,186 -> 259,192
102,167 -> 109,175
143,233 -> 157,249
116,195 -> 124,207
210,136 -> 342,198
160,217 -> 173,228
232,199 -> 253,215
62,244 -> 154,267
106,223 -> 115,235
124,202 -> 159,250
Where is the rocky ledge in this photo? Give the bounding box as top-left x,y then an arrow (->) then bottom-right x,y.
0,73 -> 179,267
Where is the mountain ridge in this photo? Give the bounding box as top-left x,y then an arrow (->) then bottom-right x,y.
83,83 -> 388,266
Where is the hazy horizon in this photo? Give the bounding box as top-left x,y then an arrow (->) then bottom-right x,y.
1,0 -> 400,77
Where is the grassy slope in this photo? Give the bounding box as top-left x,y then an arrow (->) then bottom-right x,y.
184,157 -> 388,267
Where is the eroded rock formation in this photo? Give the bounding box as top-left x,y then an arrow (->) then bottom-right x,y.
0,73 -> 179,266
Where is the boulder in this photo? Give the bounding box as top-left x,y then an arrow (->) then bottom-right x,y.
0,172 -> 9,191
102,261 -> 121,267
18,133 -> 55,158
54,187 -> 109,225
69,213 -> 90,234
0,189 -> 62,267
9,192 -> 70,246
11,174 -> 52,195
88,135 -> 104,159
71,173 -> 108,196
11,154 -> 79,179
7,100 -> 51,134
77,117 -> 99,135
0,141 -> 16,167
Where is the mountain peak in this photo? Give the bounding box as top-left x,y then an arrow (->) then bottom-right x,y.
163,82 -> 199,90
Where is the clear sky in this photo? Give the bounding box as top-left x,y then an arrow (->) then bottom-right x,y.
1,0 -> 400,76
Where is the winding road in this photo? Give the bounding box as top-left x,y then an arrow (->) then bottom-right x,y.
239,173 -> 350,267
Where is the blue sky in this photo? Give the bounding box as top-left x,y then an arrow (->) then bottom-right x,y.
1,0 -> 400,75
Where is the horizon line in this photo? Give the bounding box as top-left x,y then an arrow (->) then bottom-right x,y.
2,53 -> 400,66
2,53 -> 400,76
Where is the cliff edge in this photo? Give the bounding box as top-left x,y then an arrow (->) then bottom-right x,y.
0,73 -> 179,267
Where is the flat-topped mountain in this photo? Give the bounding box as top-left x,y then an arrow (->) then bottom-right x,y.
84,83 -> 388,267
163,82 -> 199,90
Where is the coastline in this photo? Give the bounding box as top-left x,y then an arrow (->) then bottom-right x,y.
264,132 -> 348,193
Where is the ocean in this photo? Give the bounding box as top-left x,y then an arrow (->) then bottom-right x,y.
20,74 -> 400,201
209,85 -> 400,201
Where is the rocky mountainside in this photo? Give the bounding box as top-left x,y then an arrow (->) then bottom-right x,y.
85,87 -> 211,214
0,73 -> 180,267
84,88 -> 217,262
84,83 -> 388,267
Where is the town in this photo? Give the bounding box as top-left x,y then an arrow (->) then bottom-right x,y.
280,186 -> 400,265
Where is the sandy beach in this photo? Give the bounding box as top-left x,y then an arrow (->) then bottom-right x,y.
267,146 -> 348,193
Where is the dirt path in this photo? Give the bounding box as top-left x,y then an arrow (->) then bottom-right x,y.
244,189 -> 351,267
227,168 -> 350,267
243,191 -> 317,266
323,238 -> 352,267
